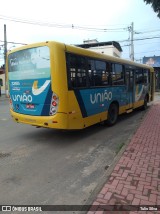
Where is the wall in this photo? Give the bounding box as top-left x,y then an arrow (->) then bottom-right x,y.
87,45 -> 121,58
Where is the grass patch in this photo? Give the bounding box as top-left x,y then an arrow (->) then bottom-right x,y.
115,142 -> 125,155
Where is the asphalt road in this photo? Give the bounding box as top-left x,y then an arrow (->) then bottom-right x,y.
0,97 -> 148,213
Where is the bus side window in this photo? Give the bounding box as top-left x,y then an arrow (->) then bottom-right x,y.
112,63 -> 124,85
136,68 -> 144,84
87,59 -> 95,86
66,53 -> 88,89
66,53 -> 76,89
102,62 -> 110,86
77,56 -> 87,87
143,69 -> 149,84
88,59 -> 108,87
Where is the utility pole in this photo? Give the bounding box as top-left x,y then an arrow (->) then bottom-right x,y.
130,22 -> 134,61
4,24 -> 7,97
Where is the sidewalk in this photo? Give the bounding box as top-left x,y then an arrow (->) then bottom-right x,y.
88,102 -> 160,214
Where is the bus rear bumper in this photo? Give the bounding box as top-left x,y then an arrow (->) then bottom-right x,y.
10,109 -> 68,129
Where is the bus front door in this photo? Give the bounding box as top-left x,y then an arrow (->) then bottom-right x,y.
126,69 -> 134,110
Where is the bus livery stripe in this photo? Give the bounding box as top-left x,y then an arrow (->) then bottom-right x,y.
74,90 -> 88,118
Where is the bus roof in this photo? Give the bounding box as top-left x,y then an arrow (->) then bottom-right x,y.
8,40 -> 153,71
65,43 -> 153,70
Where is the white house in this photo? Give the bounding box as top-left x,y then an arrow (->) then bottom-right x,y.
76,40 -> 122,58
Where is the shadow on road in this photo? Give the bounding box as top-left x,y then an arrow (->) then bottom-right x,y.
20,105 -> 148,147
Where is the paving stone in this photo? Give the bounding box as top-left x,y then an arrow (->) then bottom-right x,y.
87,104 -> 160,214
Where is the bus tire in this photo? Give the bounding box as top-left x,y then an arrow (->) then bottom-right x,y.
107,103 -> 118,126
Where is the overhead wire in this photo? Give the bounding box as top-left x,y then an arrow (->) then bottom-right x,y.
0,14 -> 127,32
0,14 -> 160,58
0,40 -> 27,45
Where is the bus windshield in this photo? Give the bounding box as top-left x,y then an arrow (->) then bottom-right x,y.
8,46 -> 50,80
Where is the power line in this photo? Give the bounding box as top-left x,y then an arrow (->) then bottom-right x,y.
135,29 -> 160,34
0,40 -> 27,45
1,16 -> 160,59
118,35 -> 160,43
121,39 -> 160,47
0,14 -> 127,32
123,48 -> 160,55
134,49 -> 160,55
134,36 -> 160,41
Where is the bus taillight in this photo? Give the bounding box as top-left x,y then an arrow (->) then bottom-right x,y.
9,98 -> 13,110
49,93 -> 59,115
52,101 -> 57,106
53,95 -> 57,100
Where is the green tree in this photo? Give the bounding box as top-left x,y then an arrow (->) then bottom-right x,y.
144,0 -> 160,18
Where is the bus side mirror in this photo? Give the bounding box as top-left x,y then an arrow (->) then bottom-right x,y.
0,79 -> 3,86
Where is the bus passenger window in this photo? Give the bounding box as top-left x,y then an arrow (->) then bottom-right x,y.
87,59 -> 95,86
143,69 -> 149,84
88,59 -> 108,87
66,53 -> 88,89
102,62 -> 110,86
136,69 -> 144,84
112,63 -> 124,85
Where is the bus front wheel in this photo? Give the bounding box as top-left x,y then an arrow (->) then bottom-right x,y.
107,103 -> 118,126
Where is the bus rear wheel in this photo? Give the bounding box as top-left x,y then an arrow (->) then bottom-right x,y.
107,103 -> 118,126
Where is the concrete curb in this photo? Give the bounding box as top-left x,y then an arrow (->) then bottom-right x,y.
85,102 -> 160,213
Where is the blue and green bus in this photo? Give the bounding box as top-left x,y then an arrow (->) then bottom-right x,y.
7,41 -> 155,129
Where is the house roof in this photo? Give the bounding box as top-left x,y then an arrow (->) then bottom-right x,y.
76,41 -> 122,52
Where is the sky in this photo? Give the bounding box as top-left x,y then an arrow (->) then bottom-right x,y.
0,0 -> 160,65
